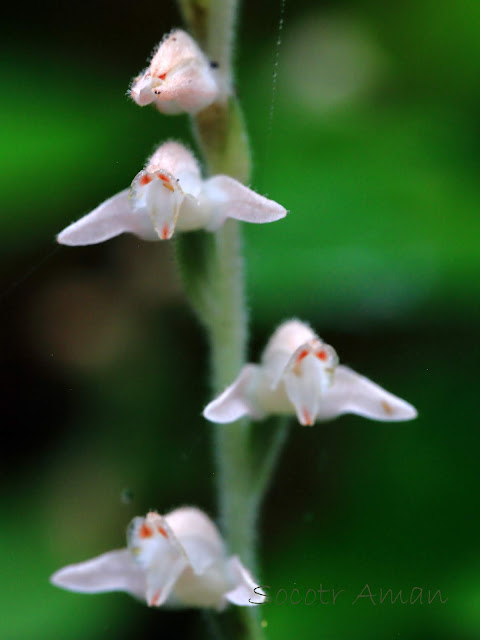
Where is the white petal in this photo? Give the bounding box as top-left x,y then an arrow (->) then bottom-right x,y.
57,190 -> 157,245
202,176 -> 287,230
150,31 -> 208,76
50,549 -> 146,600
127,513 -> 188,607
283,355 -> 324,426
132,172 -> 184,240
146,142 -> 201,180
173,561 -> 231,610
127,513 -> 182,569
261,320 -> 317,388
166,508 -> 224,575
176,171 -> 203,199
262,320 -> 316,361
224,556 -> 259,606
176,194 -> 210,231
318,365 -> 418,422
152,60 -> 219,114
165,509 -> 233,609
142,142 -> 206,235
146,553 -> 188,607
203,365 -> 264,423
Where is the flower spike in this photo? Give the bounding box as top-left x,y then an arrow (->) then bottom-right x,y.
57,142 -> 286,246
130,30 -> 222,115
203,319 -> 418,426
51,507 -> 260,610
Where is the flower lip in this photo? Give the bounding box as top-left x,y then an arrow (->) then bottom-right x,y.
131,166 -> 184,240
282,338 -> 339,425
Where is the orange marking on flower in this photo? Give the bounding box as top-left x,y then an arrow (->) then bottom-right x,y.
150,589 -> 162,606
157,526 -> 168,539
161,225 -> 170,239
302,409 -> 312,426
316,350 -> 328,361
157,173 -> 175,191
158,73 -> 167,80
140,174 -> 152,186
381,401 -> 393,415
296,349 -> 309,363
139,523 -> 153,538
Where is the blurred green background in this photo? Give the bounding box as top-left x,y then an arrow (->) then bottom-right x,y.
1,0 -> 479,638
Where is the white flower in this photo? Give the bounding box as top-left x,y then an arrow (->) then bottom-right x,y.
50,507 -> 259,609
130,30 -> 222,114
203,319 -> 418,426
57,141 -> 286,245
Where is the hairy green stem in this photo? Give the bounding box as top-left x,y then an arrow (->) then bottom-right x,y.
178,0 -> 256,565
175,2 -> 284,638
178,0 -> 237,75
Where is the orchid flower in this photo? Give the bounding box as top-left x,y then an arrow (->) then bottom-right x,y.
50,507 -> 260,609
203,319 -> 418,426
130,30 -> 222,114
57,141 -> 286,245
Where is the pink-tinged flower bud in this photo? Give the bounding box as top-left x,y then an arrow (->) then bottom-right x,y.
204,319 -> 418,426
130,30 -> 222,115
51,507 -> 260,609
57,142 -> 286,246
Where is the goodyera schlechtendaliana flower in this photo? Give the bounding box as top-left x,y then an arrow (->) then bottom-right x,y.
130,30 -> 223,114
50,508 -> 260,609
204,319 -> 418,426
57,142 -> 286,245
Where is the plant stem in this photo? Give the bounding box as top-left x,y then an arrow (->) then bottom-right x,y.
178,0 -> 256,567
252,417 -> 289,511
175,2 -> 281,637
177,0 -> 237,77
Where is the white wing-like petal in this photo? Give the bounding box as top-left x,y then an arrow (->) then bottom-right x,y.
224,556 -> 259,606
318,365 -> 418,422
203,365 -> 263,423
57,190 -> 157,245
50,549 -> 146,600
203,176 -> 287,230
